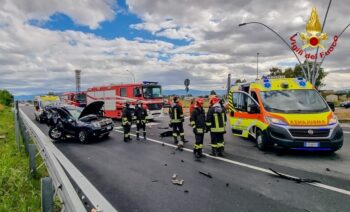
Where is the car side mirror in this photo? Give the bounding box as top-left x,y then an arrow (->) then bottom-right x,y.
327,102 -> 335,112
248,104 -> 260,114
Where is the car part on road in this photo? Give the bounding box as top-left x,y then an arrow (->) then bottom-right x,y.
171,174 -> 184,186
199,171 -> 212,178
160,130 -> 173,138
269,168 -> 320,183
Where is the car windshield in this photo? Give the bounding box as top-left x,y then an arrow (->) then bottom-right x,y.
143,86 -> 162,99
260,89 -> 329,113
41,100 -> 60,108
66,107 -> 83,119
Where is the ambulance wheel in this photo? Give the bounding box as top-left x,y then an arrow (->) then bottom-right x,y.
256,130 -> 267,151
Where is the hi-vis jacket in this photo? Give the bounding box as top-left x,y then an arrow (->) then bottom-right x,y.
169,103 -> 184,123
122,107 -> 133,126
206,103 -> 227,133
190,107 -> 206,134
134,105 -> 148,124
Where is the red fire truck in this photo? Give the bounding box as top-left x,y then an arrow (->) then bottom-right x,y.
86,81 -> 164,119
61,92 -> 87,107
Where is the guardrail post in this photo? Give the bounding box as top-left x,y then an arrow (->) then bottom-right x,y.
41,177 -> 54,212
29,144 -> 37,177
14,103 -> 21,150
23,128 -> 30,155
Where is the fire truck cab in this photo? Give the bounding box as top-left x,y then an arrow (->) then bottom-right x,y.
61,92 -> 87,107
86,81 -> 163,119
228,77 -> 343,152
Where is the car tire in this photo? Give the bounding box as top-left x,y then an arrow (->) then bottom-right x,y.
49,127 -> 63,141
102,133 -> 110,139
78,130 -> 89,143
256,130 -> 268,151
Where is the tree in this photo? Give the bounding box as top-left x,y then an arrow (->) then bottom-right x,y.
47,91 -> 55,95
210,90 -> 216,95
268,62 -> 327,88
235,79 -> 247,84
0,89 -> 14,106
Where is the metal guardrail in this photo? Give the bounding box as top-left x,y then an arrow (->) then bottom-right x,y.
15,102 -> 117,212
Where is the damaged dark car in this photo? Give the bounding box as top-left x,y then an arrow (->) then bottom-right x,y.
48,101 -> 114,143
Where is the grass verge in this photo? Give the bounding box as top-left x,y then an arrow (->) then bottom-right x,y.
0,104 -> 49,211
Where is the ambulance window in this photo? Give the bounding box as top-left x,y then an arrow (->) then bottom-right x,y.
120,88 -> 127,97
232,93 -> 239,108
251,91 -> 259,103
233,92 -> 248,112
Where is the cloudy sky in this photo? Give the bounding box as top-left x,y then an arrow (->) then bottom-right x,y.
0,0 -> 349,95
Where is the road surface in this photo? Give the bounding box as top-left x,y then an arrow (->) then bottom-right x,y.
21,105 -> 350,212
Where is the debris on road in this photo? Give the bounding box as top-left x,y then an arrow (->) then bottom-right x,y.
171,174 -> 184,185
160,130 -> 173,138
164,163 -> 167,166
226,183 -> 229,187
326,168 -> 331,172
162,142 -> 165,146
269,168 -> 320,183
184,190 -> 189,193
171,151 -> 176,155
181,160 -> 184,163
199,171 -> 212,178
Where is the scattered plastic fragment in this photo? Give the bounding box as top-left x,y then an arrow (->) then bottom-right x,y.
199,171 -> 212,178
269,168 -> 320,183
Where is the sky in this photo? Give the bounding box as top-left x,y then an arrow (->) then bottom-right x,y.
0,0 -> 350,95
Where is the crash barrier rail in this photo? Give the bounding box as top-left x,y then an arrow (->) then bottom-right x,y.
14,102 -> 117,212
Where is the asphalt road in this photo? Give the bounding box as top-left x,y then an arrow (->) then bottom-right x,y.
21,105 -> 350,212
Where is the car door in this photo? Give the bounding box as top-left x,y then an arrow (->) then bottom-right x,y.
231,91 -> 261,138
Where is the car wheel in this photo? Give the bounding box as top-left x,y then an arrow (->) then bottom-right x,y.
49,127 -> 63,141
102,133 -> 110,139
78,130 -> 89,143
256,130 -> 268,151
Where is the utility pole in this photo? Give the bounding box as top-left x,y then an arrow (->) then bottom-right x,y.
75,69 -> 81,93
226,73 -> 231,96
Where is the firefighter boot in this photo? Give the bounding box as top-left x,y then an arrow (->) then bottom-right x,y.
218,147 -> 224,157
177,140 -> 184,151
143,132 -> 146,140
199,149 -> 206,158
210,148 -> 218,157
136,133 -> 140,141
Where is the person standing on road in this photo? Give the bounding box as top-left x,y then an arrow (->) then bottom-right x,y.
169,96 -> 186,150
206,97 -> 227,156
135,100 -> 148,140
122,101 -> 133,142
190,98 -> 206,159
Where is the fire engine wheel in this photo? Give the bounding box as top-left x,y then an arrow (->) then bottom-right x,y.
49,127 -> 63,141
256,130 -> 267,151
78,130 -> 89,143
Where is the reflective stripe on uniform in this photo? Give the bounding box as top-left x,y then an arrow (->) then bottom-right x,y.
210,127 -> 225,133
206,122 -> 212,126
194,144 -> 203,149
173,133 -> 178,137
217,142 -> 225,147
196,128 -> 204,133
180,132 -> 185,136
190,121 -> 195,126
211,143 -> 220,148
171,119 -> 181,123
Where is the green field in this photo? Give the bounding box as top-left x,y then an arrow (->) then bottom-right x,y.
0,104 -> 47,211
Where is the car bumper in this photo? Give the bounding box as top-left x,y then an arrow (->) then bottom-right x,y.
266,124 -> 343,151
89,124 -> 114,137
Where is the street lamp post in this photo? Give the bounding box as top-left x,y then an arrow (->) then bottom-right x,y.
238,22 -> 307,79
126,69 -> 135,83
256,52 -> 259,79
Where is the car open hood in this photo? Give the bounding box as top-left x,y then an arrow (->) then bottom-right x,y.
79,101 -> 104,119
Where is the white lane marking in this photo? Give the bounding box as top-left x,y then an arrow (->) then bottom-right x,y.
114,129 -> 350,197
343,131 -> 350,134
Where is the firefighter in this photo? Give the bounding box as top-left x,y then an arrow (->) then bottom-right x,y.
190,98 -> 206,159
206,96 -> 227,156
135,100 -> 148,140
122,101 -> 133,142
169,96 -> 186,150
